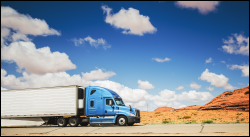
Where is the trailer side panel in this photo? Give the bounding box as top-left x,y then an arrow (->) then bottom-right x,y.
1,86 -> 78,118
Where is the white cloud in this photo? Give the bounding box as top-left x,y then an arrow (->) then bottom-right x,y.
176,86 -> 184,90
84,36 -> 97,47
190,82 -> 201,89
11,32 -> 31,42
101,5 -> 157,36
221,61 -> 226,64
159,89 -> 176,99
152,57 -> 171,62
71,36 -> 111,50
206,86 -> 214,91
1,41 -> 76,74
149,89 -> 213,103
126,100 -> 147,111
1,27 -> 11,46
229,64 -> 249,77
238,83 -> 244,85
82,68 -> 116,81
199,68 -> 236,90
1,6 -> 74,75
147,89 -> 213,103
1,68 -> 83,89
205,57 -> 212,63
70,36 -> 111,49
138,80 -> 155,89
221,33 -> 249,56
177,90 -> 213,102
102,45 -> 111,50
1,6 -> 60,36
70,38 -> 84,46
175,1 -> 220,15
153,101 -> 186,109
223,84 -> 236,90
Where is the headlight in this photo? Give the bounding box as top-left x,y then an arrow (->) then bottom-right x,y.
130,113 -> 135,117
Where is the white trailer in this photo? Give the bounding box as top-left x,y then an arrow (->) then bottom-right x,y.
1,85 -> 85,126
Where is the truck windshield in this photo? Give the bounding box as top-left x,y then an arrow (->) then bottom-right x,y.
115,98 -> 125,106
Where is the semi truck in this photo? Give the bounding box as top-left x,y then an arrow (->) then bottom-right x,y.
1,85 -> 140,127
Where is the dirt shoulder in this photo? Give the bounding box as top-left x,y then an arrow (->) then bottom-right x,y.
2,133 -> 249,136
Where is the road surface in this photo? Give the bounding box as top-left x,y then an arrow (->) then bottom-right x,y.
1,124 -> 249,136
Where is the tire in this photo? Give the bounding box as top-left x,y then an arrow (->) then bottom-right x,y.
57,118 -> 67,127
80,122 -> 89,126
117,116 -> 127,126
128,123 -> 134,126
69,117 -> 79,127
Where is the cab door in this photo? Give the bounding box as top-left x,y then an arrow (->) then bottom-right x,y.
102,98 -> 117,123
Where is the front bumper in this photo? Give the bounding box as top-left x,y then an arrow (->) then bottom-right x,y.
127,116 -> 140,124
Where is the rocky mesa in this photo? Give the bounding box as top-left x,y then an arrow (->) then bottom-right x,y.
155,86 -> 249,112
199,86 -> 249,112
176,105 -> 201,111
154,106 -> 175,112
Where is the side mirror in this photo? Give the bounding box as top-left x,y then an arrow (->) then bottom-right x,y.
109,100 -> 113,106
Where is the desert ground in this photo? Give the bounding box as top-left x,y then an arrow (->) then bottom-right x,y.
135,110 -> 249,125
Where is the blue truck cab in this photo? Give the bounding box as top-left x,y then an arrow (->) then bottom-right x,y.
84,86 -> 140,126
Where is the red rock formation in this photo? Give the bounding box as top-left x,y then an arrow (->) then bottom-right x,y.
176,105 -> 201,111
199,86 -> 249,112
154,106 -> 175,112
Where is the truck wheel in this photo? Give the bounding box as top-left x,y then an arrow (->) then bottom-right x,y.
57,118 -> 67,127
69,118 -> 79,127
117,116 -> 127,126
80,122 -> 89,126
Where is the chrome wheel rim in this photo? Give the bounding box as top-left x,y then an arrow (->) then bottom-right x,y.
70,119 -> 76,125
58,119 -> 64,126
119,118 -> 125,125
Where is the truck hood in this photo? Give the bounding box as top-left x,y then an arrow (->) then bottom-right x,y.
118,106 -> 138,114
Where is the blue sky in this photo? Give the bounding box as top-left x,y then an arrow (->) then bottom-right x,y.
1,1 -> 249,111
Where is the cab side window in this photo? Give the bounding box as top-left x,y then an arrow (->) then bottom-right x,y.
106,99 -> 114,106
90,101 -> 94,107
90,90 -> 96,95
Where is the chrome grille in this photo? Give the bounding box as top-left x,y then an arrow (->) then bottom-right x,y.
135,109 -> 140,117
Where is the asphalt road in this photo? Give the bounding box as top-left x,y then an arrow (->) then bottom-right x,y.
1,124 -> 249,135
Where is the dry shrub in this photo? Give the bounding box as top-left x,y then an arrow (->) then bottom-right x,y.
183,116 -> 191,119
236,112 -> 242,115
155,112 -> 161,114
